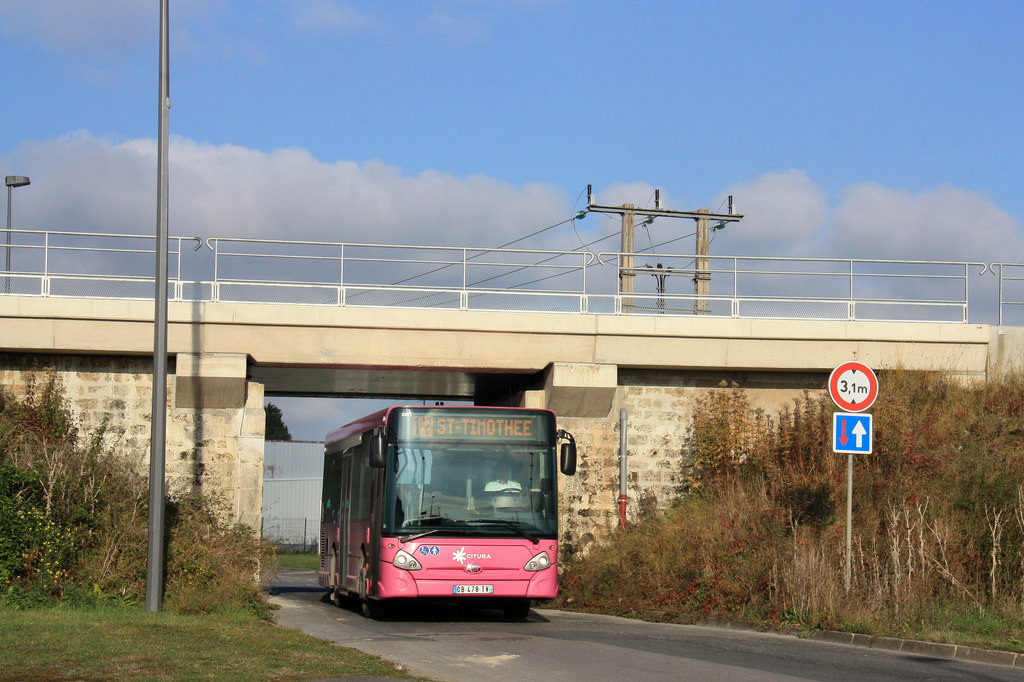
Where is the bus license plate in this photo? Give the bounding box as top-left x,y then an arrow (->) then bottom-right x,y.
453,584 -> 494,594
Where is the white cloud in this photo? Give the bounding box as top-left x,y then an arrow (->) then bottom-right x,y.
291,1 -> 379,35
594,182 -> 666,209
8,132 -> 1021,273
830,182 -> 1021,262
715,170 -> 829,255
417,8 -> 490,45
0,0 -> 154,54
7,132 -> 569,249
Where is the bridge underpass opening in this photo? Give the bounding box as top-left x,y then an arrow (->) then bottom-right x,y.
253,364 -> 546,441
257,365 -> 543,551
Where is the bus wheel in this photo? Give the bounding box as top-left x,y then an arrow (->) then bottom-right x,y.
357,563 -> 385,618
503,599 -> 531,620
360,595 -> 386,619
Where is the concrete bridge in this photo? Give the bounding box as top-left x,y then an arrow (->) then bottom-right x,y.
3,230 -> 1024,548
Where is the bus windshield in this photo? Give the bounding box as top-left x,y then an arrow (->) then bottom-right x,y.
384,408 -> 559,539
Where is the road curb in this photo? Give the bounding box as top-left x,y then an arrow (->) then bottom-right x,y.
613,609 -> 1024,669
806,628 -> 1022,668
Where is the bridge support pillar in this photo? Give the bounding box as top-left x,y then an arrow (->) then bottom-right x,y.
169,353 -> 264,530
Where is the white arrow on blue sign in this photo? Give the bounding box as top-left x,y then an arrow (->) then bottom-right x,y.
833,412 -> 872,454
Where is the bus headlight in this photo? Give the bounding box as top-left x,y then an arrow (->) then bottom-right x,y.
524,551 -> 551,572
393,550 -> 422,571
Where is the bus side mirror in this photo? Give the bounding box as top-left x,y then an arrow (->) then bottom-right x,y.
369,429 -> 386,468
560,442 -> 576,475
557,429 -> 577,476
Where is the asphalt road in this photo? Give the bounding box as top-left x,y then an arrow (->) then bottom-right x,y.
269,568 -> 1024,681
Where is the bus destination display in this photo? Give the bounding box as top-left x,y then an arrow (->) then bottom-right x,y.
401,411 -> 546,442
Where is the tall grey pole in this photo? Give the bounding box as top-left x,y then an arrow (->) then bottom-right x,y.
5,176 -> 31,293
146,0 -> 170,613
5,185 -> 10,294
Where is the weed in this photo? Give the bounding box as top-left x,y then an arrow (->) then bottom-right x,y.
560,370 -> 1024,649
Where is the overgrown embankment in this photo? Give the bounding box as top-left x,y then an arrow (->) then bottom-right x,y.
559,370 -> 1024,650
0,373 -> 270,616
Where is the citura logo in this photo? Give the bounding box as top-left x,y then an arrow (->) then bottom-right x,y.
452,547 -> 492,564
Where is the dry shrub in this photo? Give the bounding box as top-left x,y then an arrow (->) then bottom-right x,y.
562,370 -> 1024,636
164,492 -> 273,618
563,480 -> 788,620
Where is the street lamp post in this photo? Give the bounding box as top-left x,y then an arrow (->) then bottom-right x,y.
5,175 -> 30,294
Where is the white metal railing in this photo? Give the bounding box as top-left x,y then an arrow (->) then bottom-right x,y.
0,228 -> 1007,324
993,263 -> 1024,326
1,228 -> 200,299
606,253 -> 985,323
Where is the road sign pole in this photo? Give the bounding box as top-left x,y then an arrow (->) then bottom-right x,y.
846,453 -> 853,593
829,361 -> 877,596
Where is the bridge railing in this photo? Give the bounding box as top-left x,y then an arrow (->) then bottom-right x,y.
0,228 -> 200,299
993,263 -> 1024,326
203,237 -> 596,313
607,253 -> 986,323
0,228 -> 1003,323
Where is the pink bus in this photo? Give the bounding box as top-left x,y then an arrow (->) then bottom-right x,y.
318,405 -> 577,619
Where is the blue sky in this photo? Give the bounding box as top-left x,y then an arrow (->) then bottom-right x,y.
2,0 -> 1023,438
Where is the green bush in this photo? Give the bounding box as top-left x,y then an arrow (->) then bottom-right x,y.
0,372 -> 270,617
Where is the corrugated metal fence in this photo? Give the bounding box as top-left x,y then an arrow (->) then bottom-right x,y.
262,440 -> 323,551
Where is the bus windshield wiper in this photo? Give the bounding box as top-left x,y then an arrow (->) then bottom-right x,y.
399,528 -> 443,544
469,519 -> 539,545
398,516 -> 469,544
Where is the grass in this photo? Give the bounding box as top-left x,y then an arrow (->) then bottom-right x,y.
0,605 -> 416,681
273,552 -> 320,571
894,604 -> 1024,653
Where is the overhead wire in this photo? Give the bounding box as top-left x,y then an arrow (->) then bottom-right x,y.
389,185 -> 702,296
476,195 -> 700,291
387,212 -> 582,287
467,229 -> 619,289
386,186 -> 602,301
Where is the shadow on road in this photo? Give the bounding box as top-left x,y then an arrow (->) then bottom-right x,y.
269,568 -> 550,624
337,598 -> 552,624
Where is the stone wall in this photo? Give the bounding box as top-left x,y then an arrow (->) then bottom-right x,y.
555,369 -> 825,556
0,352 -> 264,530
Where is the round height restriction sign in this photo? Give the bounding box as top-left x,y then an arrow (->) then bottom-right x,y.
829,361 -> 878,412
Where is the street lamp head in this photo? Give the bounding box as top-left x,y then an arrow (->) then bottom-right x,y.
5,176 -> 30,188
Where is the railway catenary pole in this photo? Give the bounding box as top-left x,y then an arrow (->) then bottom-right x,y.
585,185 -> 743,314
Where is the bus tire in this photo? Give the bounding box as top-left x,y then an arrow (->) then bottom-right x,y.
360,595 -> 386,619
357,560 -> 385,618
503,599 -> 531,620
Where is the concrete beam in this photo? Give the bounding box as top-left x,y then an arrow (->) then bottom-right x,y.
543,362 -> 618,418
174,353 -> 249,409
0,295 -> 1001,388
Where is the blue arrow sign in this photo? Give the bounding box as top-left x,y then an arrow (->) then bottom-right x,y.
833,412 -> 872,454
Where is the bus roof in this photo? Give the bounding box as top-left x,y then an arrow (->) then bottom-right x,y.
324,406 -> 393,447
